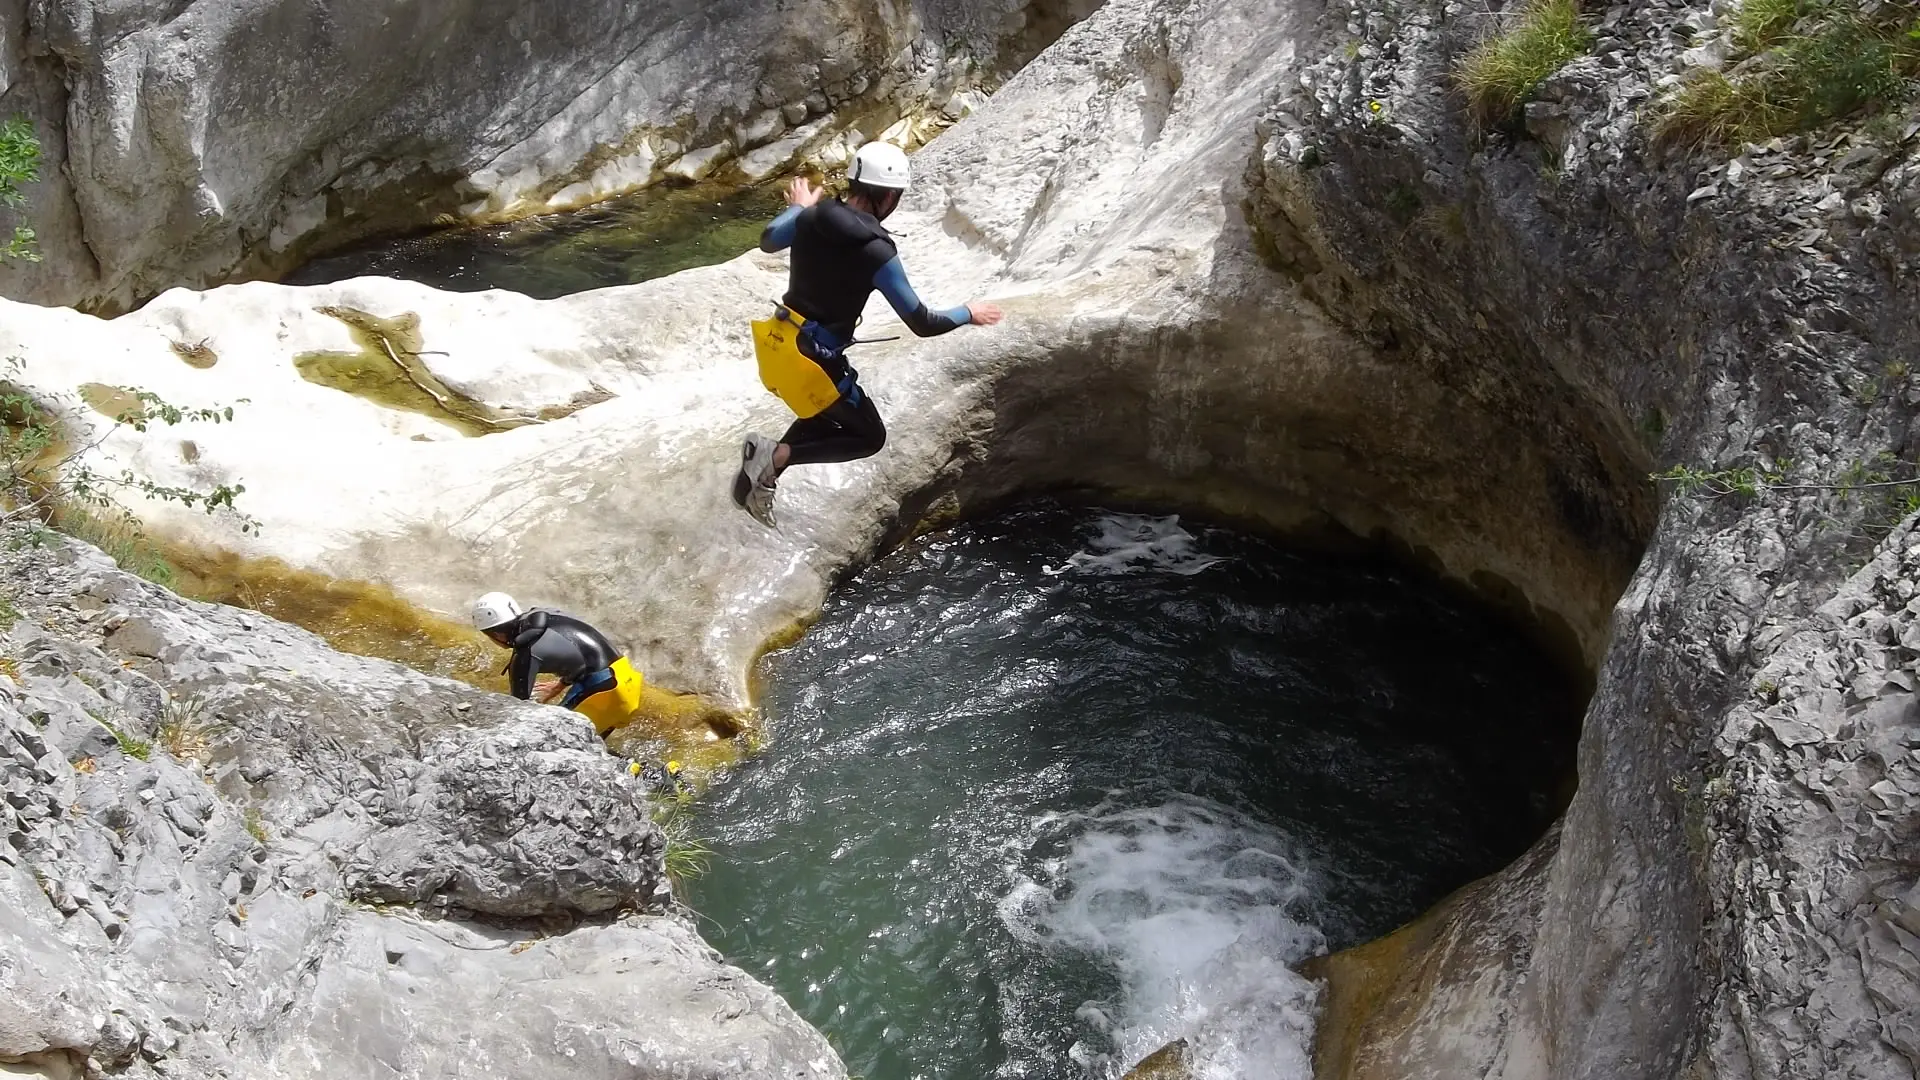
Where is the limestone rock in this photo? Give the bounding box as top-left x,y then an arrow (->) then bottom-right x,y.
0,526 -> 843,1079
3,0 -> 1916,1073
284,913 -> 841,1080
0,0 -> 1630,716
1120,1039 -> 1193,1079
339,722 -> 668,917
0,0 -> 1082,312
1246,0 -> 1920,1075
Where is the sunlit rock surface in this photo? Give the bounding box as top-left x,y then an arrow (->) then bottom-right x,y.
1,0 -> 1619,711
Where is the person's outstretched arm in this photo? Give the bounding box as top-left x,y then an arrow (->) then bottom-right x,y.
872,256 -> 1004,337
760,177 -> 823,252
759,206 -> 802,253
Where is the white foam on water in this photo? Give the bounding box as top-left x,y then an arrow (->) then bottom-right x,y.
1044,514 -> 1226,577
999,797 -> 1325,1079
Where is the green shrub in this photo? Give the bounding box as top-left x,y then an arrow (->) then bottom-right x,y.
1,359 -> 254,587
1458,0 -> 1594,128
1385,183 -> 1424,221
0,116 -> 40,262
1789,13 -> 1910,120
1658,1 -> 1920,149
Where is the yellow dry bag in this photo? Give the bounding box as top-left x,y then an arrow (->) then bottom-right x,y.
572,656 -> 647,736
753,306 -> 841,419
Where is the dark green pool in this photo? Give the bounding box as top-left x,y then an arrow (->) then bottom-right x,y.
284,181 -> 785,297
684,501 -> 1580,1080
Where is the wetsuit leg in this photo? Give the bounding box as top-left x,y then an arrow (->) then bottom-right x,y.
780,390 -> 887,466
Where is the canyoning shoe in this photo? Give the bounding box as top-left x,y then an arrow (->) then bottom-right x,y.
745,475 -> 778,528
740,434 -> 779,488
736,434 -> 780,526
730,464 -> 754,511
731,436 -> 769,512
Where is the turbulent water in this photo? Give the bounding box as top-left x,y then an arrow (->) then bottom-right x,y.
685,502 -> 1578,1080
284,181 -> 783,297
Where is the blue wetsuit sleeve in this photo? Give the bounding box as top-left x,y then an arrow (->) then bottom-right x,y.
759,205 -> 803,253
872,257 -> 970,337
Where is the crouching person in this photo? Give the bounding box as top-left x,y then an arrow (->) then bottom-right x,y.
472,592 -> 644,736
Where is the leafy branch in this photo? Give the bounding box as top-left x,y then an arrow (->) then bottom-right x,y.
1655,454 -> 1920,540
0,116 -> 40,263
2,367 -> 259,536
0,119 -> 252,568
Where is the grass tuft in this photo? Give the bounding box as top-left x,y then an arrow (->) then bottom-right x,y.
652,804 -> 714,895
1657,71 -> 1794,149
1734,0 -> 1805,51
157,694 -> 223,761
244,808 -> 270,844
1457,0 -> 1593,128
49,502 -> 178,589
1657,1 -> 1920,149
97,715 -> 151,761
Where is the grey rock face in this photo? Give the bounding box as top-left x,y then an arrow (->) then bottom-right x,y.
1247,0 -> 1920,1077
0,529 -> 841,1079
0,0 -> 1088,312
339,720 -> 667,917
1703,528 -> 1920,1079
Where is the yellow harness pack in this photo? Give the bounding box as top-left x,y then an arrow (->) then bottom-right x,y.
572,656 -> 646,736
753,306 -> 841,419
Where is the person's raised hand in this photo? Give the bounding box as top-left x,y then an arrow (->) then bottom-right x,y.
787,176 -> 824,208
966,301 -> 1005,327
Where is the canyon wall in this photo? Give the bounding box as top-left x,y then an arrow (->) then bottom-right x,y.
0,0 -> 1098,312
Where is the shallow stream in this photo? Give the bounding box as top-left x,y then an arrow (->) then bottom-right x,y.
684,501 -> 1579,1079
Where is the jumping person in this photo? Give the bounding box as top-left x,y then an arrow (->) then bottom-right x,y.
472,592 -> 645,736
732,141 -> 1003,525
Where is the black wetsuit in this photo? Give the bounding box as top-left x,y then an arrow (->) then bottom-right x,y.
759,198 -> 971,466
501,609 -> 620,705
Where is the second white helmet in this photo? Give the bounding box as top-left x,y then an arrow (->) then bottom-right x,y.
472,591 -> 523,631
849,141 -> 911,191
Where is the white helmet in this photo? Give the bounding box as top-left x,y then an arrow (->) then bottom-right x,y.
849,141 -> 911,191
472,591 -> 522,631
